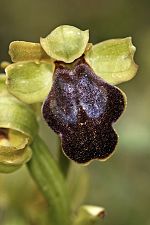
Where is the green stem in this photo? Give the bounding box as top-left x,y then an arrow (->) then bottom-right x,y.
58,141 -> 70,178
2,209 -> 27,225
27,135 -> 70,225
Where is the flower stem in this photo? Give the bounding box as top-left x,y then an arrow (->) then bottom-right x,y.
58,141 -> 70,178
27,135 -> 70,225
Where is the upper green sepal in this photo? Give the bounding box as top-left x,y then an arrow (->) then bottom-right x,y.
40,25 -> 89,63
6,61 -> 54,104
85,37 -> 138,85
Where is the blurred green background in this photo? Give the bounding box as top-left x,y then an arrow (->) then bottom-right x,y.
0,0 -> 150,224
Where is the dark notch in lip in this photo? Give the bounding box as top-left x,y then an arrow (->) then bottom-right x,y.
54,55 -> 86,69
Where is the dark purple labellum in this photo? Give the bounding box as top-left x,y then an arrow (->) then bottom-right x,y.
42,59 -> 126,164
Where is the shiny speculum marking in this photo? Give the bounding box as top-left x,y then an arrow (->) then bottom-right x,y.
42,59 -> 125,164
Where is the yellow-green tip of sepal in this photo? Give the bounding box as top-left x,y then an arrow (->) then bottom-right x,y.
85,37 -> 138,85
40,25 -> 89,63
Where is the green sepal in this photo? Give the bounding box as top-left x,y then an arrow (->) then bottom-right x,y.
73,205 -> 105,225
0,129 -> 31,173
0,95 -> 38,140
6,61 -> 54,104
9,41 -> 50,62
40,25 -> 89,63
28,135 -> 70,225
85,37 -> 138,85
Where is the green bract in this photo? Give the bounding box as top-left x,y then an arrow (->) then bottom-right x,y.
85,37 -> 138,85
40,25 -> 89,63
6,61 -> 54,104
0,75 -> 38,172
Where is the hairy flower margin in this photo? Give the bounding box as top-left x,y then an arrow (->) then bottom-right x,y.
5,25 -> 138,165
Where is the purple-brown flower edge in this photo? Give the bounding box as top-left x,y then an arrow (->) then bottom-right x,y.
42,58 -> 126,164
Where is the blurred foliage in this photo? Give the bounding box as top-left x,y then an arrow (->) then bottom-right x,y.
0,0 -> 150,224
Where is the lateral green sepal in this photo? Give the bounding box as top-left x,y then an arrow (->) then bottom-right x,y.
6,61 -> 54,104
85,37 -> 138,85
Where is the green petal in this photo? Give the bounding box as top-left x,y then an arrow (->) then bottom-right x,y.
85,37 -> 138,85
6,61 -> 54,104
9,41 -> 50,62
40,25 -> 89,63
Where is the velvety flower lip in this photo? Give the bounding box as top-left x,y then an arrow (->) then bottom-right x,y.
42,58 -> 126,164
